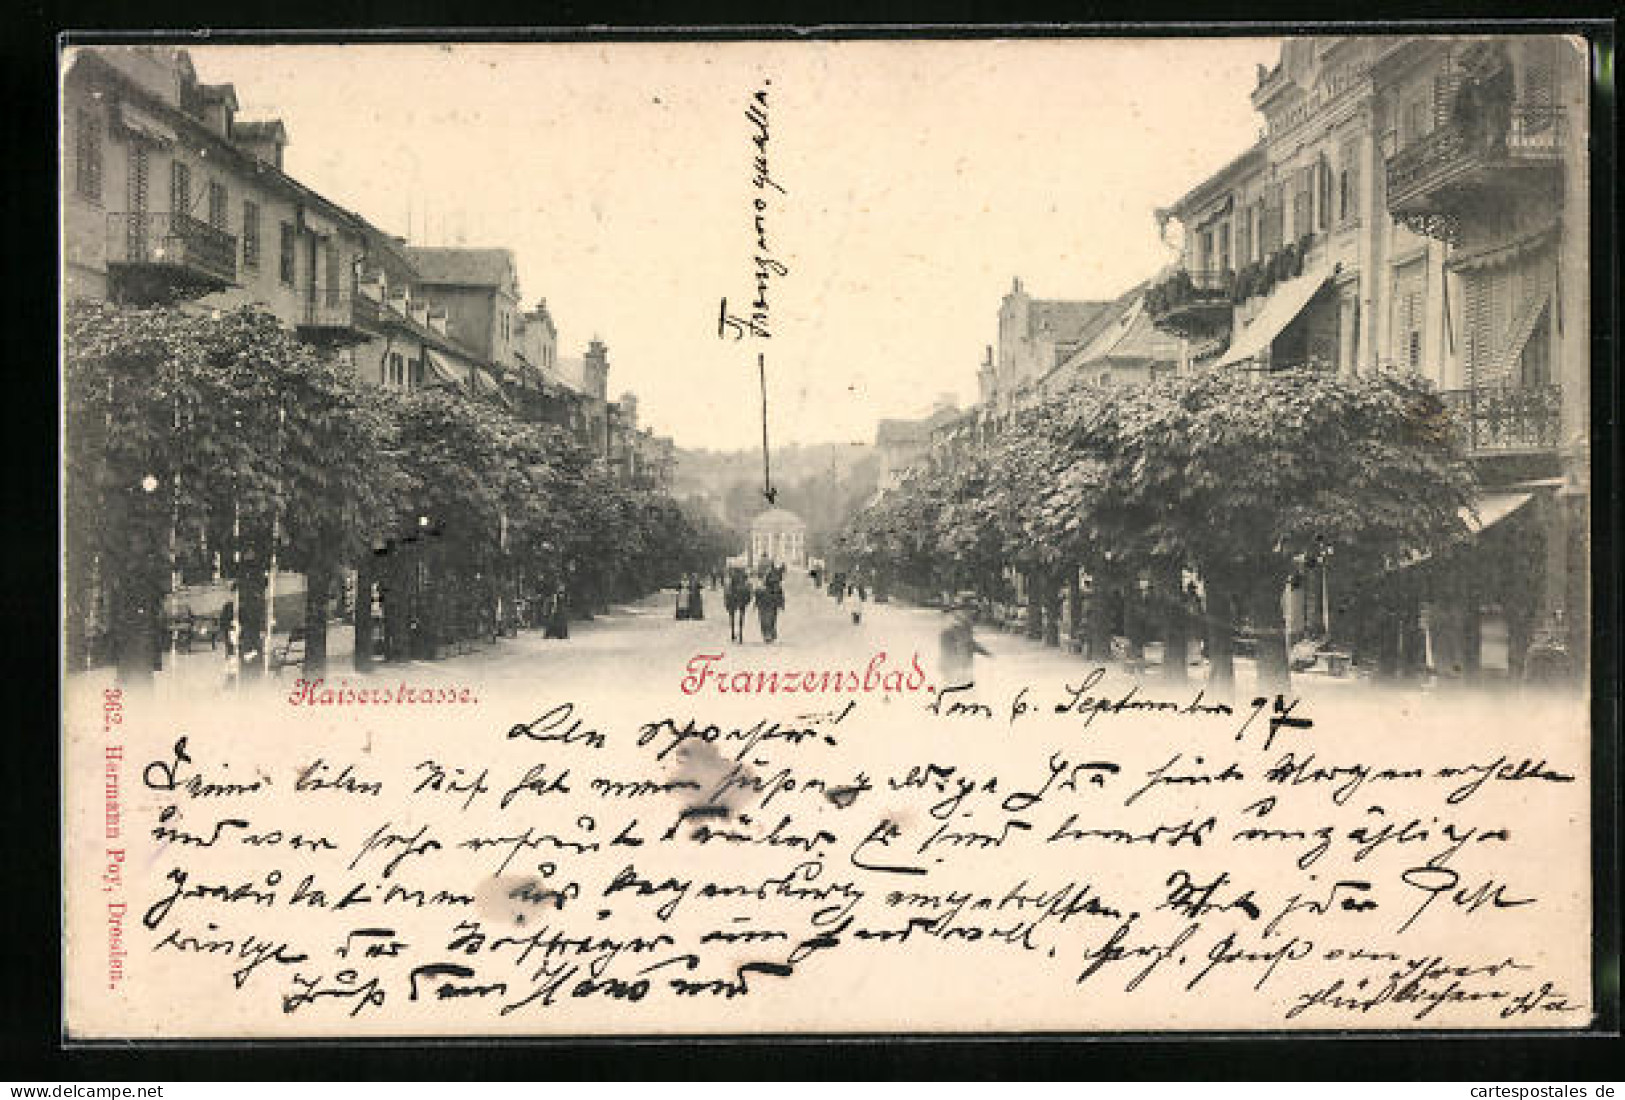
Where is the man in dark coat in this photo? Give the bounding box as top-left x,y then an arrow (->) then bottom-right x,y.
756,566 -> 785,643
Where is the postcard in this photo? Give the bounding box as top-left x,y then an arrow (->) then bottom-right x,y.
60,33 -> 1597,1037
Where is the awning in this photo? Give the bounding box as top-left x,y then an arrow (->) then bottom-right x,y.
115,103 -> 176,146
1462,490 -> 1534,534
1215,266 -> 1329,369
424,348 -> 470,389
1394,490 -> 1536,572
470,367 -> 515,408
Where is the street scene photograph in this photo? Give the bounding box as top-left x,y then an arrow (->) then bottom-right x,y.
57,34 -> 1600,1038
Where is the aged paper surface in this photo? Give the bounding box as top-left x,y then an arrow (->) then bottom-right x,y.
61,35 -> 1594,1037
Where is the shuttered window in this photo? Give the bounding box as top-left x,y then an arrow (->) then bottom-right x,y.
1338,137 -> 1361,225
1392,259 -> 1427,370
324,241 -> 342,305
1317,156 -> 1333,231
242,201 -> 261,268
207,180 -> 227,230
75,108 -> 103,201
1461,269 -> 1514,387
1292,167 -> 1312,239
170,161 -> 191,216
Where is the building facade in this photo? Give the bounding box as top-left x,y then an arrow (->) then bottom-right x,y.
749,508 -> 807,569
1146,34 -> 1590,677
63,44 -> 686,669
874,398 -> 961,492
987,278 -> 1114,411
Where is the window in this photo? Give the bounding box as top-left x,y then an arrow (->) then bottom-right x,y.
207,180 -> 227,230
75,108 -> 103,201
278,222 -> 296,286
1317,157 -> 1332,231
1402,99 -> 1430,147
242,201 -> 261,268
1392,259 -> 1427,370
409,358 -> 423,388
1262,189 -> 1283,255
1238,207 -> 1254,266
1519,307 -> 1551,388
170,161 -> 191,217
324,241 -> 342,305
388,352 -> 405,387
1338,139 -> 1361,225
1292,166 -> 1312,239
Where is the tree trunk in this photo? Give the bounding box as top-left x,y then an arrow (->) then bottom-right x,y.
1042,573 -> 1062,647
111,572 -> 161,685
1025,572 -> 1043,640
1085,585 -> 1112,662
353,554 -> 376,673
302,560 -> 332,676
1066,571 -> 1082,649
237,561 -> 268,680
380,548 -> 409,662
1249,581 -> 1292,696
1375,605 -> 1401,680
1203,571 -> 1235,699
1160,566 -> 1189,684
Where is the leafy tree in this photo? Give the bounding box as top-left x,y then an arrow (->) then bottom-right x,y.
66,302 -> 218,680
1085,368 -> 1476,693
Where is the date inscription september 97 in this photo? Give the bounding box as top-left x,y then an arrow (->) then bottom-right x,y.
106,666 -> 1586,1032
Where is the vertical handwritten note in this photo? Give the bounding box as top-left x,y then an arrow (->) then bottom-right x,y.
63,665 -> 1591,1037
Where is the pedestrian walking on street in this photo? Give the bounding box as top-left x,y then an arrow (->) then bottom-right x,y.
756,565 -> 785,644
939,604 -> 989,688
216,601 -> 236,657
724,567 -> 753,643
544,581 -> 570,639
687,574 -> 706,621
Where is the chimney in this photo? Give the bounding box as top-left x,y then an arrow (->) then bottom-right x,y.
234,119 -> 288,170
584,338 -> 610,401
93,46 -> 187,108
186,82 -> 239,139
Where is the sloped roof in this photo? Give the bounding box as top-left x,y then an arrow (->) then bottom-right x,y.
1043,280 -> 1177,385
1029,299 -> 1114,343
553,356 -> 587,392
406,247 -> 517,288
233,118 -> 286,143
751,508 -> 806,532
875,404 -> 961,447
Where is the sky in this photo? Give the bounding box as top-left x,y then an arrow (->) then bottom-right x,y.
188,38 -> 1281,451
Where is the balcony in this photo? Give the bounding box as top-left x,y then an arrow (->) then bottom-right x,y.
1385,105 -> 1566,240
1145,268 -> 1234,339
106,212 -> 237,303
1440,384 -> 1561,458
296,288 -> 382,347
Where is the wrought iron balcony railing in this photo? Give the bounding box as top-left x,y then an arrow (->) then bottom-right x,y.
1385,104 -> 1565,218
300,286 -> 383,329
1146,268 -> 1234,337
1440,383 -> 1562,455
106,211 -> 237,288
